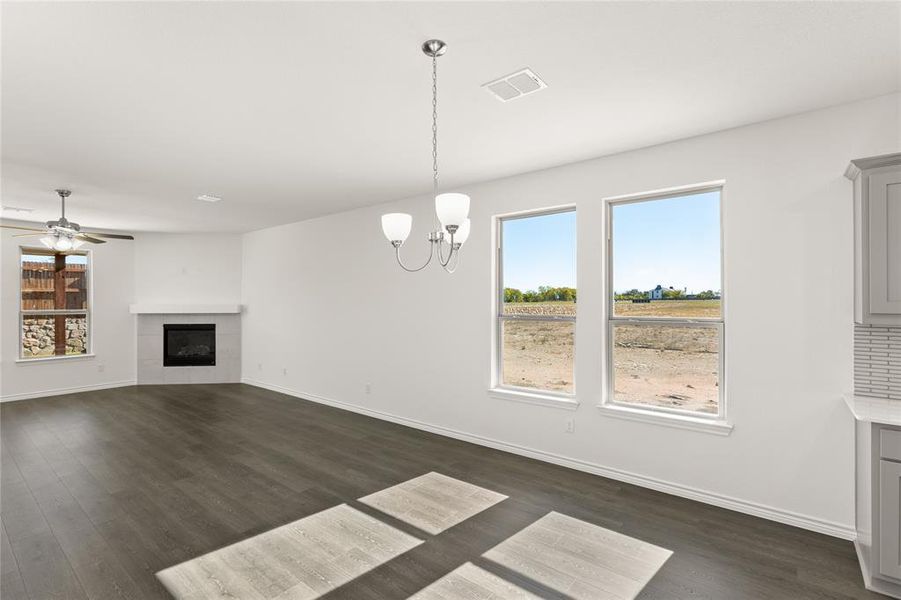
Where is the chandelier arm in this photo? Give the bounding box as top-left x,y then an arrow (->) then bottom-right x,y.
437,232 -> 456,267
394,241 -> 435,272
441,247 -> 461,273
437,234 -> 448,263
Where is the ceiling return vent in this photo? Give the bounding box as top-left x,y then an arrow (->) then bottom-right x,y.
482,68 -> 547,102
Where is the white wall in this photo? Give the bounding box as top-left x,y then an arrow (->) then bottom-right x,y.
242,94 -> 899,537
134,233 -> 243,304
0,230 -> 243,400
1,223 -> 137,400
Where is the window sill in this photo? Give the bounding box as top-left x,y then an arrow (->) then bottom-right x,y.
489,387 -> 580,411
16,353 -> 96,365
596,403 -> 733,436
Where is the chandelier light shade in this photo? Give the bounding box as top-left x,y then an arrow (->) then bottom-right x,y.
381,213 -> 413,244
453,218 -> 471,246
435,193 -> 470,229
380,39 -> 471,273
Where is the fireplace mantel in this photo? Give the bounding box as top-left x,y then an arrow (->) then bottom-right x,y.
129,304 -> 242,315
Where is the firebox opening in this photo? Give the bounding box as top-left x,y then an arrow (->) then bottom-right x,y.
163,324 -> 215,367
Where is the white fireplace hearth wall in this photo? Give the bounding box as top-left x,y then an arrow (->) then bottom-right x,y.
135,312 -> 241,384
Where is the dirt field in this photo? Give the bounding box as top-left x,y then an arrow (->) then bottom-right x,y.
614,298 -> 720,319
502,319 -> 575,393
502,300 -> 721,413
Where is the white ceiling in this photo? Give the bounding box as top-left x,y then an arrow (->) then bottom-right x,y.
2,1 -> 899,233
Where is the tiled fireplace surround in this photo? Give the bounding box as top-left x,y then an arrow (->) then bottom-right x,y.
137,313 -> 241,384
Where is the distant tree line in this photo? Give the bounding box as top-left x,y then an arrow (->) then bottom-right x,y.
504,286 -> 577,303
613,289 -> 720,301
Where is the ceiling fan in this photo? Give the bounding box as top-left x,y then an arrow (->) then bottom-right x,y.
1,189 -> 134,251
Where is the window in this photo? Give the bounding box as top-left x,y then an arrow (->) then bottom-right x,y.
20,249 -> 90,359
606,186 -> 723,418
495,208 -> 576,396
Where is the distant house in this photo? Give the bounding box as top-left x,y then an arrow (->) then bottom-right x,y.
648,284 -> 680,300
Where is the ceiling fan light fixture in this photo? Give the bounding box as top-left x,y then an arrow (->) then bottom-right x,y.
1,190 -> 136,245
54,235 -> 73,251
40,232 -> 82,251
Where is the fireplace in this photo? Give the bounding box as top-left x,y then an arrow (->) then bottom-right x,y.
163,324 -> 216,367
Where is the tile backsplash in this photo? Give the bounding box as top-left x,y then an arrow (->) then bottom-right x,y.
854,325 -> 901,400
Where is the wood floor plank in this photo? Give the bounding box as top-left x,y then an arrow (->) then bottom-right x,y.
10,530 -> 88,600
0,384 -> 883,599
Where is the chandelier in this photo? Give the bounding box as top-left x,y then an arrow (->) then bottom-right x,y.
380,39 -> 471,273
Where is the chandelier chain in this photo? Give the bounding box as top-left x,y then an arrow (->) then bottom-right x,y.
432,54 -> 439,197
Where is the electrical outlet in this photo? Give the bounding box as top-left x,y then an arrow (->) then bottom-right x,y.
365,383 -> 371,395
282,368 -> 287,376
97,364 -> 105,373
258,363 -> 262,371
565,418 -> 575,433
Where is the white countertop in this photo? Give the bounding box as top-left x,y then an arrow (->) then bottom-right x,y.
844,394 -> 901,426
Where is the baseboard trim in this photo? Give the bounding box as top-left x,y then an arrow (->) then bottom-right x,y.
0,380 -> 136,403
241,378 -> 856,541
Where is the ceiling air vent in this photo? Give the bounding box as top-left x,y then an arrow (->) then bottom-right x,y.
482,68 -> 547,102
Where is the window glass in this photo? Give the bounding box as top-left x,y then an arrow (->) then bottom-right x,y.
612,191 -> 720,318
498,210 -> 576,395
502,320 -> 575,393
608,189 -> 723,416
611,323 -> 719,414
20,251 -> 89,359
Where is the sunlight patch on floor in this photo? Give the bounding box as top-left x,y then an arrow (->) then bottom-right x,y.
358,471 -> 508,535
409,561 -> 547,599
412,511 -> 672,600
156,503 -> 422,600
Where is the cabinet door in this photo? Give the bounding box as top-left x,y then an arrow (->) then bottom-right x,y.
880,459 -> 901,580
869,171 -> 901,315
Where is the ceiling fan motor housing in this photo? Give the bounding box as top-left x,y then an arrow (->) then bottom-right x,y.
47,217 -> 79,232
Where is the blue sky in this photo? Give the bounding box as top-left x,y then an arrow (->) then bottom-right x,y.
612,190 -> 720,293
21,253 -> 88,264
502,190 -> 720,293
503,211 -> 576,291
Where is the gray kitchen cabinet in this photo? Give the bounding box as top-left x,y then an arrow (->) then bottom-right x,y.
881,446 -> 901,580
849,397 -> 901,598
847,153 -> 901,326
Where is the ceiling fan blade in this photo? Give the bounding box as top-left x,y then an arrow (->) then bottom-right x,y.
75,234 -> 106,244
12,232 -> 48,237
79,231 -> 134,240
1,224 -> 46,232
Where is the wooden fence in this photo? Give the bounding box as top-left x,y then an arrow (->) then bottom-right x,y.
21,261 -> 87,310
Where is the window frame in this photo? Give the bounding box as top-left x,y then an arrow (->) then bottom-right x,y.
602,182 -> 727,424
492,205 -> 577,404
18,246 -> 93,361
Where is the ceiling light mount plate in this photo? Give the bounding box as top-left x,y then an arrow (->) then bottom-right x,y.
421,39 -> 447,58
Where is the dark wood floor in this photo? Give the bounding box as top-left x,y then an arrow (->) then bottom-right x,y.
0,384 -> 879,599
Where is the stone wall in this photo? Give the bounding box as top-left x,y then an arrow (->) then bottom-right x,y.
21,316 -> 87,357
